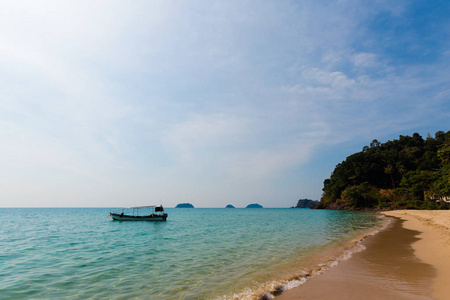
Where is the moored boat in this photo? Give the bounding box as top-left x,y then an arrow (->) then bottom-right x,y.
110,206 -> 168,221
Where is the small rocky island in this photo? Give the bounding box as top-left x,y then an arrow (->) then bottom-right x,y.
225,204 -> 235,208
246,203 -> 263,208
292,199 -> 319,208
175,203 -> 194,208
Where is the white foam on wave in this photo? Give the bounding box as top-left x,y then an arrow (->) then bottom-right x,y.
218,215 -> 391,300
273,231 -> 373,296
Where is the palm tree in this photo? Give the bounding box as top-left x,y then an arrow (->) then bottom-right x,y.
384,164 -> 396,188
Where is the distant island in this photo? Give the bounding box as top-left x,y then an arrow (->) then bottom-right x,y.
175,203 -> 194,208
319,131 -> 450,210
292,199 -> 319,208
246,203 -> 263,208
225,204 -> 235,208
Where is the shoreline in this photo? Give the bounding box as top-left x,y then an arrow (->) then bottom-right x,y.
275,210 -> 450,300
382,210 -> 450,300
221,212 -> 384,300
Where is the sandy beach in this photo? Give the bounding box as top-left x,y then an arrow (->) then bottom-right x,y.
383,210 -> 450,300
276,210 -> 450,300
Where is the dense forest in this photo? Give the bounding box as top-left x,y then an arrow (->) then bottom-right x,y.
292,199 -> 319,208
319,131 -> 450,210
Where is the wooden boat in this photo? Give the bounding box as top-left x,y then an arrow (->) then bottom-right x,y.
110,206 -> 168,221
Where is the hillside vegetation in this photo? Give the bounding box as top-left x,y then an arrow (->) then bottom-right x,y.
319,131 -> 450,210
292,199 -> 319,208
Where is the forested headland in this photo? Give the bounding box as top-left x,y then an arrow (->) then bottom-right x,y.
318,131 -> 450,210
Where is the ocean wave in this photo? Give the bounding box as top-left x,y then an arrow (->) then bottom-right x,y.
218,215 -> 389,300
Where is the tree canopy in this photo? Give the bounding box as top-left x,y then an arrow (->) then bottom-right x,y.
319,131 -> 450,210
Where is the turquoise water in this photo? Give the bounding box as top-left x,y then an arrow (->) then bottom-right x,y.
0,208 -> 380,299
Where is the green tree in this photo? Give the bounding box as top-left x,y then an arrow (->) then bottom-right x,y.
341,183 -> 378,208
320,130 -> 449,210
399,170 -> 439,200
384,164 -> 396,188
370,139 -> 380,148
438,141 -> 450,164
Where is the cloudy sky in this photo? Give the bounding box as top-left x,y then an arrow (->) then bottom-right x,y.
1,0 -> 449,208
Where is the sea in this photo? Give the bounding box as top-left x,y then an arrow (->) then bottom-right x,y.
0,208 -> 381,299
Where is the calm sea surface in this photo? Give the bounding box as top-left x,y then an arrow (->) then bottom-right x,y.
0,208 -> 380,299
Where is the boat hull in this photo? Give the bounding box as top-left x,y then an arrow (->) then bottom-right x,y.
110,213 -> 168,221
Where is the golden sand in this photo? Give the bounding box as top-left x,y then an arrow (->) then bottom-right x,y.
382,210 -> 450,300
276,210 -> 450,300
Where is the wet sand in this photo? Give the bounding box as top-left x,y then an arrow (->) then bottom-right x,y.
276,214 -> 437,300
382,210 -> 450,300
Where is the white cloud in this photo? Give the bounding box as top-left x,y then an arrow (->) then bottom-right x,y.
163,113 -> 250,167
286,68 -> 359,103
0,0 -> 448,207
351,52 -> 379,68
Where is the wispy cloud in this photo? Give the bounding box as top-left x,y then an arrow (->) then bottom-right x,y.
0,0 -> 449,207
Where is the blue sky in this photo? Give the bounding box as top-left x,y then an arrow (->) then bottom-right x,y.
1,0 -> 449,208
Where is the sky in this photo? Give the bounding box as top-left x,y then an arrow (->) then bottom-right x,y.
1,0 -> 449,208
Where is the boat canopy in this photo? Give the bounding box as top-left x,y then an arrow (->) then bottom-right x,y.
111,205 -> 164,216
122,205 -> 164,211
110,205 -> 167,221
